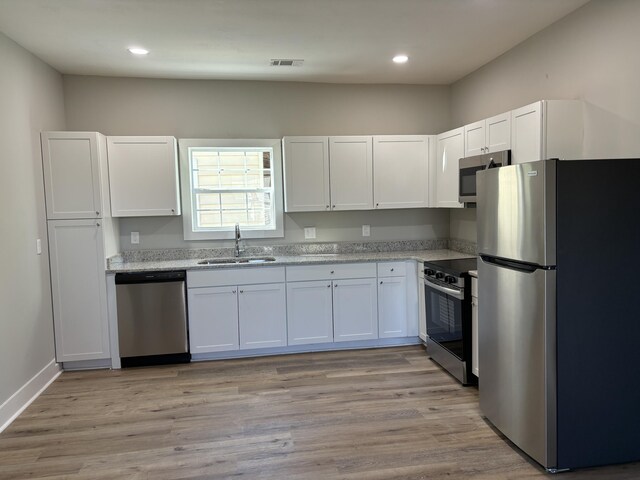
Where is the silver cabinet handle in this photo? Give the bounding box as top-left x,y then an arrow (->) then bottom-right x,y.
327,284 -> 331,288
240,290 -> 244,294
330,270 -> 335,274
96,211 -> 100,216
232,290 -> 236,294
380,281 -> 383,284
390,268 -> 394,272
171,208 -> 175,213
376,203 -> 379,207
332,205 -> 336,209
96,222 -> 100,227
334,284 -> 338,287
326,205 -> 330,210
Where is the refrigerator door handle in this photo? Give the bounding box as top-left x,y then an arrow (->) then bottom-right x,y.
480,255 -> 541,273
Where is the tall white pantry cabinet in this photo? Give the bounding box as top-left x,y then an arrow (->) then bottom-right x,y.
41,132 -> 119,365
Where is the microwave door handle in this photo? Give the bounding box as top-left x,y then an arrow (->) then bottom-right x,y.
424,278 -> 464,300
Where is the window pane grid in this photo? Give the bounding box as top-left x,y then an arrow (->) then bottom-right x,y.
189,147 -> 275,231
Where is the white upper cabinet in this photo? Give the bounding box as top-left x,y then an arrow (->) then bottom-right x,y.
511,100 -> 583,164
41,132 -> 108,220
283,136 -> 330,212
435,127 -> 464,208
373,135 -> 430,209
329,136 -> 373,210
107,136 -> 180,217
464,112 -> 511,157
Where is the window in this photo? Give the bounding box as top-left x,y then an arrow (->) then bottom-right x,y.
179,139 -> 284,240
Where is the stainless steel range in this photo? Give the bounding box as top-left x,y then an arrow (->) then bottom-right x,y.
423,257 -> 477,385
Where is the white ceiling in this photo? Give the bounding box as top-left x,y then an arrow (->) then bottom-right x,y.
0,0 -> 590,84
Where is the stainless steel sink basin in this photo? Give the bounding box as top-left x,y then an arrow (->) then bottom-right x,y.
197,256 -> 276,265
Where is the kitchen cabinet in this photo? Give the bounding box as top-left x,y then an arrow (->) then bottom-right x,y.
286,280 -> 334,346
329,136 -> 373,210
283,136 -> 330,212
510,100 -> 583,164
372,135 -> 430,209
418,268 -> 427,342
41,131 -> 110,220
471,276 -> 479,377
107,136 -> 180,217
378,276 -> 407,338
333,277 -> 378,342
47,219 -> 110,362
464,112 -> 511,157
186,267 -> 286,354
238,283 -> 287,349
188,287 -> 239,353
435,127 -> 464,208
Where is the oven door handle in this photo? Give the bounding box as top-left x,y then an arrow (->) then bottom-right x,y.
424,277 -> 464,300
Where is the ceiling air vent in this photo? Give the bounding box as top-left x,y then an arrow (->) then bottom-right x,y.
270,59 -> 304,67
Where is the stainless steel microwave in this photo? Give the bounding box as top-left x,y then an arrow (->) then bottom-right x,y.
458,150 -> 511,203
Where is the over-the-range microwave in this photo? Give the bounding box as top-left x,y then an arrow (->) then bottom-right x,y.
458,150 -> 511,203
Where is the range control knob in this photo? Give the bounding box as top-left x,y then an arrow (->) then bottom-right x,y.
425,269 -> 435,277
435,272 -> 444,279
444,275 -> 457,284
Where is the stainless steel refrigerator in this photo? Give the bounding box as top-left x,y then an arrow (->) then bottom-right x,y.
477,158 -> 640,472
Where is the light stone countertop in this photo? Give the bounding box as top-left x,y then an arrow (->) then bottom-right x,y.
107,249 -> 476,274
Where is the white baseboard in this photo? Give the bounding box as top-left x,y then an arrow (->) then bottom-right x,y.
0,359 -> 61,434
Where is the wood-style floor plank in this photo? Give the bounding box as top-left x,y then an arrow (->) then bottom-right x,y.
1,346 -> 640,479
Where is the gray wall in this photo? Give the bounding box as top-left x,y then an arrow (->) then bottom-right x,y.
0,33 -> 65,406
449,0 -> 640,243
63,76 -> 451,249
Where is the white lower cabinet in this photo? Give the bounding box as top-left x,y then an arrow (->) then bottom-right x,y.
333,278 -> 378,342
418,270 -> 427,342
378,276 -> 407,338
188,287 -> 239,354
238,283 -> 287,349
48,219 -> 110,362
287,281 -> 334,346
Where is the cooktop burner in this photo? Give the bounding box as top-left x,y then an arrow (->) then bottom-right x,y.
423,257 -> 477,277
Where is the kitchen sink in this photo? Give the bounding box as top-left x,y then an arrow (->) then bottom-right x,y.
299,253 -> 340,257
197,256 -> 276,265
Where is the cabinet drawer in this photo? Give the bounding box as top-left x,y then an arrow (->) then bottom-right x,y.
377,261 -> 406,277
286,263 -> 376,282
471,277 -> 478,298
188,267 -> 286,288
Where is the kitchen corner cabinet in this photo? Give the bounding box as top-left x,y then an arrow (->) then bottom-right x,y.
435,127 -> 464,208
373,135 -> 430,209
510,100 -> 583,164
464,112 -> 511,157
107,136 -> 181,217
287,281 -> 334,346
41,132 -> 110,220
329,136 -> 373,210
333,278 -> 378,342
283,136 -> 330,212
47,219 -> 110,362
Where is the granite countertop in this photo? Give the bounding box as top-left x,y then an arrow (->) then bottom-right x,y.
107,249 -> 476,273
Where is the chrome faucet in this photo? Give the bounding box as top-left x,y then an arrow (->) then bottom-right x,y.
234,223 -> 243,257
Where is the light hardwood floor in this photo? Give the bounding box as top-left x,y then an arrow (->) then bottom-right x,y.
2,346 -> 640,479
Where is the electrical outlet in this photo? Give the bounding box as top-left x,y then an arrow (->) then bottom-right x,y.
131,231 -> 140,244
304,227 -> 316,239
362,225 -> 370,237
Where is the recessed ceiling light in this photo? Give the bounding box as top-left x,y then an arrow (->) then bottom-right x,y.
128,47 -> 149,55
392,55 -> 409,64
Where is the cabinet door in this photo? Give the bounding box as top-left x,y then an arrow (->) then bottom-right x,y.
107,136 -> 180,217
472,295 -> 479,377
286,281 -> 334,346
41,132 -> 103,220
378,276 -> 408,338
188,287 -> 239,353
238,283 -> 287,349
463,120 -> 486,157
333,278 -> 378,342
511,101 -> 543,164
372,136 -> 429,209
47,219 -> 109,362
329,136 -> 373,210
486,112 -> 511,153
283,137 -> 330,212
435,127 -> 464,208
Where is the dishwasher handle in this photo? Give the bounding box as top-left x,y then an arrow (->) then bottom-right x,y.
115,270 -> 186,285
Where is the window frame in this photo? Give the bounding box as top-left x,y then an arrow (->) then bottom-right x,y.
178,138 -> 284,240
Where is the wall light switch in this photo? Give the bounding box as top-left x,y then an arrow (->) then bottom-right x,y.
36,238 -> 42,255
304,227 -> 316,239
362,225 -> 370,237
131,231 -> 140,245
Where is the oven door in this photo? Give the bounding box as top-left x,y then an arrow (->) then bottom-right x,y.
424,277 -> 465,361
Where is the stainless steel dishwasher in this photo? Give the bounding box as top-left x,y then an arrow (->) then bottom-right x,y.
115,270 -> 190,367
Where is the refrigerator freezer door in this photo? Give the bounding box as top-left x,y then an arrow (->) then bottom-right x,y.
477,160 -> 556,267
478,256 -> 557,470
